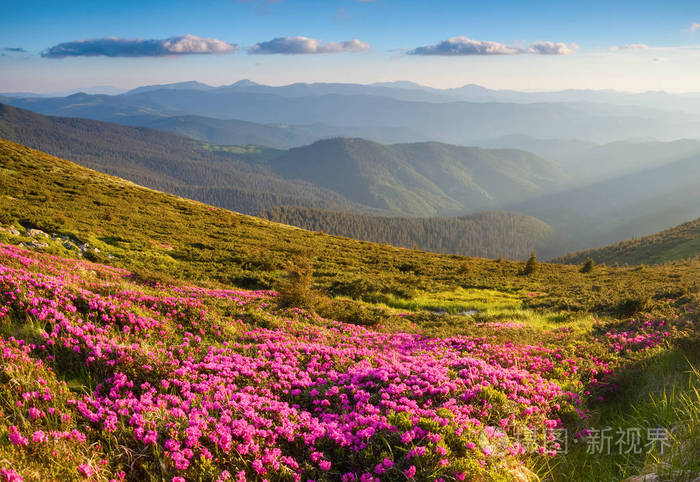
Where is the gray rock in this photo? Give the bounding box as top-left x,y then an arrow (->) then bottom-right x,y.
63,241 -> 75,250
29,240 -> 48,249
0,226 -> 20,236
27,229 -> 48,238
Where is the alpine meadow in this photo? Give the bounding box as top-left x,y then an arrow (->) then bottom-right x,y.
1,2 -> 700,482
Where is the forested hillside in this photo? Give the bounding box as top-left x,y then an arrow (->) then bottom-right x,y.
263,206 -> 558,260
555,217 -> 700,265
270,138 -> 568,216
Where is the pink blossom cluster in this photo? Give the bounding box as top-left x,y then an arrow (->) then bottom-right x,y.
0,243 -> 667,480
600,316 -> 693,354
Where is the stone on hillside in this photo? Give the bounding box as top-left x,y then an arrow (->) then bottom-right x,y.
27,228 -> 48,238
0,226 -> 20,236
63,241 -> 75,250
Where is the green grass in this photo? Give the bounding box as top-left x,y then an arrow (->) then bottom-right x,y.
378,287 -> 523,314
539,346 -> 700,481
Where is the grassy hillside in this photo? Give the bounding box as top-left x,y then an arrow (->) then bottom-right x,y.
0,138 -> 699,481
270,138 -> 568,216
263,206 -> 559,260
1,138 -> 698,318
555,217 -> 700,266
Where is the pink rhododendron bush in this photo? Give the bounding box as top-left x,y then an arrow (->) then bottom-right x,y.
0,244 -> 689,481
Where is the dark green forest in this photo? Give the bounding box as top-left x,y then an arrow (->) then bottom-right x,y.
263,206 -> 557,260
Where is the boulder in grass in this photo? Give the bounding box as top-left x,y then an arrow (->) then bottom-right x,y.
0,226 -> 20,236
27,228 -> 48,238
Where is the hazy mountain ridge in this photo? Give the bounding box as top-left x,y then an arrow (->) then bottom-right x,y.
8,82 -> 700,144
482,134 -> 700,181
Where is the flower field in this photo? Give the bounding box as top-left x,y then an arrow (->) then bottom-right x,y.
0,243 -> 695,481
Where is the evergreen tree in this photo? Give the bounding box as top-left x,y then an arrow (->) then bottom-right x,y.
524,251 -> 537,275
580,257 -> 595,273
277,253 -> 315,309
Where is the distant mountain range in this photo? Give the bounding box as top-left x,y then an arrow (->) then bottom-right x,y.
555,217 -> 700,266
0,102 -> 568,219
481,134 -> 700,181
119,79 -> 700,114
6,80 -> 700,145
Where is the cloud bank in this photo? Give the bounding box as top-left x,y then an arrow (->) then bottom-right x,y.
249,36 -> 370,54
408,36 -> 576,56
42,35 -> 237,58
408,36 -> 520,55
2,47 -> 27,53
528,41 -> 577,55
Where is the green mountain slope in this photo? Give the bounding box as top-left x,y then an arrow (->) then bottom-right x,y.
270,138 -> 569,216
0,103 -> 571,217
263,206 -> 558,260
0,102 -> 368,215
1,138 -> 697,315
554,217 -> 700,266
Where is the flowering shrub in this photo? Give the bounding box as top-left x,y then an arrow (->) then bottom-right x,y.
0,243 -> 690,480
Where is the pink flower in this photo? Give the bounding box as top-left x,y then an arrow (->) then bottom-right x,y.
78,464 -> 94,478
404,466 -> 416,478
319,460 -> 331,471
1,468 -> 24,482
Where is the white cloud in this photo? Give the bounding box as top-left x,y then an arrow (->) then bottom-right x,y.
691,22 -> 700,32
408,36 -> 522,55
528,41 -> 577,55
249,36 -> 370,54
409,37 -> 576,56
42,35 -> 237,58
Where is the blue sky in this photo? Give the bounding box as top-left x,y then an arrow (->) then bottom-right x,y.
3,0 -> 700,92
